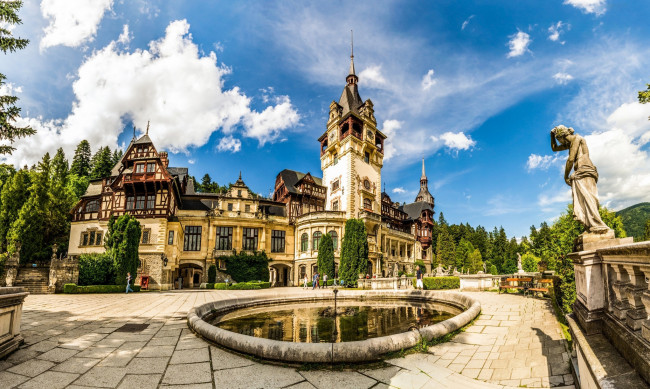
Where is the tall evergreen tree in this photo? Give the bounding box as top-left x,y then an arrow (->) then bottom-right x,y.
105,214 -> 141,285
0,168 -> 29,250
0,1 -> 33,155
339,219 -> 368,286
317,233 -> 335,280
90,146 -> 113,179
70,140 -> 92,177
435,225 -> 456,267
51,148 -> 69,184
7,153 -> 50,262
200,174 -> 212,192
47,148 -> 76,253
111,149 -> 123,166
454,238 -> 474,270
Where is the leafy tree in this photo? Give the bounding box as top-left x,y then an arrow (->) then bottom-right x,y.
90,146 -> 113,179
645,219 -> 650,241
317,233 -> 335,279
339,219 -> 368,286
521,253 -> 540,273
0,1 -> 34,155
7,153 -> 50,262
78,253 -> 116,286
70,140 -> 92,177
489,264 -> 498,275
454,238 -> 474,270
639,83 -> 650,104
467,248 -> 483,273
0,168 -> 29,250
105,214 -> 141,285
66,174 -> 90,198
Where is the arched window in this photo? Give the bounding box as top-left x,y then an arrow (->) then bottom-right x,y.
328,230 -> 338,250
301,233 -> 308,252
313,231 -> 322,251
363,198 -> 372,210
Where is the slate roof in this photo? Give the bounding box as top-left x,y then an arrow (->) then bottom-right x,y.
81,180 -> 103,198
278,169 -> 323,194
133,134 -> 153,145
339,83 -> 363,116
399,201 -> 434,220
179,197 -> 211,211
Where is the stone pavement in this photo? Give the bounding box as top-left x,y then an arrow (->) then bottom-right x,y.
0,289 -> 575,389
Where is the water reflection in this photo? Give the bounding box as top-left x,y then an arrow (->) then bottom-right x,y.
213,300 -> 459,343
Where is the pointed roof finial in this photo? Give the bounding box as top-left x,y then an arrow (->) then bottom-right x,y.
146,120 -> 150,135
349,30 -> 356,77
239,171 -> 242,180
132,126 -> 136,140
422,158 -> 426,178
383,182 -> 386,193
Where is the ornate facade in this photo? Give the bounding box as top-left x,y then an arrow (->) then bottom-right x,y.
67,50 -> 435,289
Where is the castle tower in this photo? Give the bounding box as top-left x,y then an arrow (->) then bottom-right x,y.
319,41 -> 387,219
415,158 -> 435,207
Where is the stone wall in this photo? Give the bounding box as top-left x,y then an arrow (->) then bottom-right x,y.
49,256 -> 79,293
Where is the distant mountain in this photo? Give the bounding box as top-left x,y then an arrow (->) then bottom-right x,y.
616,202 -> 650,241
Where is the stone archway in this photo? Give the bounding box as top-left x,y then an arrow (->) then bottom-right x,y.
270,263 -> 292,287
176,262 -> 204,289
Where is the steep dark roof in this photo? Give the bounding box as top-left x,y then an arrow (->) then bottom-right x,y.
179,197 -> 211,211
81,180 -> 103,198
339,83 -> 363,116
278,169 -> 323,194
399,201 -> 434,220
133,134 -> 153,145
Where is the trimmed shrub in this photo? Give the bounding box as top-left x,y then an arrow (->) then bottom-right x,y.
412,276 -> 460,290
217,250 -> 269,283
63,284 -> 141,293
78,253 -> 116,286
207,265 -> 217,283
212,281 -> 268,290
205,283 -> 215,289
214,283 -> 228,290
229,283 -> 261,290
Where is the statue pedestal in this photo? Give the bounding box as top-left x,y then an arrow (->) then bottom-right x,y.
570,232 -> 633,335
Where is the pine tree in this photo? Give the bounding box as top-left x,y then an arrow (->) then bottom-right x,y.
105,214 -> 141,285
468,248 -> 483,273
200,174 -> 212,192
51,148 -> 69,184
90,146 -> 113,179
7,153 -> 50,262
111,149 -> 123,166
454,238 -> 474,270
435,225 -> 456,268
70,140 -> 92,177
0,168 -> 29,250
47,148 -> 76,253
0,1 -> 33,155
339,219 -> 368,286
317,233 -> 335,280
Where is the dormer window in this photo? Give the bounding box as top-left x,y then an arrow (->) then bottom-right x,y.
135,163 -> 145,173
237,190 -> 242,197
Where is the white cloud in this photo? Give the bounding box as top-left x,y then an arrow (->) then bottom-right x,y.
421,69 -> 436,91
507,31 -> 531,58
461,15 -> 474,31
433,131 -> 476,151
392,187 -> 405,194
553,72 -> 574,85
187,159 -> 195,164
40,0 -> 113,50
538,188 -> 572,207
380,119 -> 401,160
117,24 -> 131,45
527,154 -> 559,171
359,65 -> 386,87
2,19 -> 299,167
217,136 -> 242,153
548,21 -> 567,44
564,0 -> 606,15
0,82 -> 22,95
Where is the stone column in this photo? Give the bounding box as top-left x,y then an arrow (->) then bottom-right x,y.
611,264 -> 631,321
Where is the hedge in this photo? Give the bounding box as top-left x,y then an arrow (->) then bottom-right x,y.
212,281 -> 269,290
78,253 -> 116,286
412,276 -> 460,290
63,283 -> 141,294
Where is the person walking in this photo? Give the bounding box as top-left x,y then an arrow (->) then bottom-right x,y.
416,266 -> 424,290
312,272 -> 318,290
323,273 -> 328,289
126,272 -> 135,294
303,274 -> 309,290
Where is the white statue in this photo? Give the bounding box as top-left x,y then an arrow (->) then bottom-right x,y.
517,253 -> 525,274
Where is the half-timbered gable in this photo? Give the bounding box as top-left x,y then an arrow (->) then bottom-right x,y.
272,169 -> 326,223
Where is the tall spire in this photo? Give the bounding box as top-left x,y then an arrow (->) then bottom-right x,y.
346,30 -> 358,85
421,158 -> 426,178
146,120 -> 150,135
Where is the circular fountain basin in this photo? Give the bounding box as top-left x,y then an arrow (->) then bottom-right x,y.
187,289 -> 480,363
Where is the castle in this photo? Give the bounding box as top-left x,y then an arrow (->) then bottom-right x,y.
67,51 -> 436,289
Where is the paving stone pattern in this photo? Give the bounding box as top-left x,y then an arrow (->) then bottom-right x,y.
0,289 -> 576,388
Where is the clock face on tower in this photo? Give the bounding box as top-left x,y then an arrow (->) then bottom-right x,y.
363,179 -> 370,190
366,130 -> 374,141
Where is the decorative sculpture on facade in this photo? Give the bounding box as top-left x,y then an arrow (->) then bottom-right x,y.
550,125 -> 610,234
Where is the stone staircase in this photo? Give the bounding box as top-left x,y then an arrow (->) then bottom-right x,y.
14,267 -> 50,294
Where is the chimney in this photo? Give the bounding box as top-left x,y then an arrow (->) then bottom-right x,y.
159,152 -> 169,169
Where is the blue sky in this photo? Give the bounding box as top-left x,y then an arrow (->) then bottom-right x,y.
3,0 -> 650,238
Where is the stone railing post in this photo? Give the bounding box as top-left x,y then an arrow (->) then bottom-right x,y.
611,264 -> 631,321
640,267 -> 650,342
622,265 -> 647,331
4,242 -> 20,287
